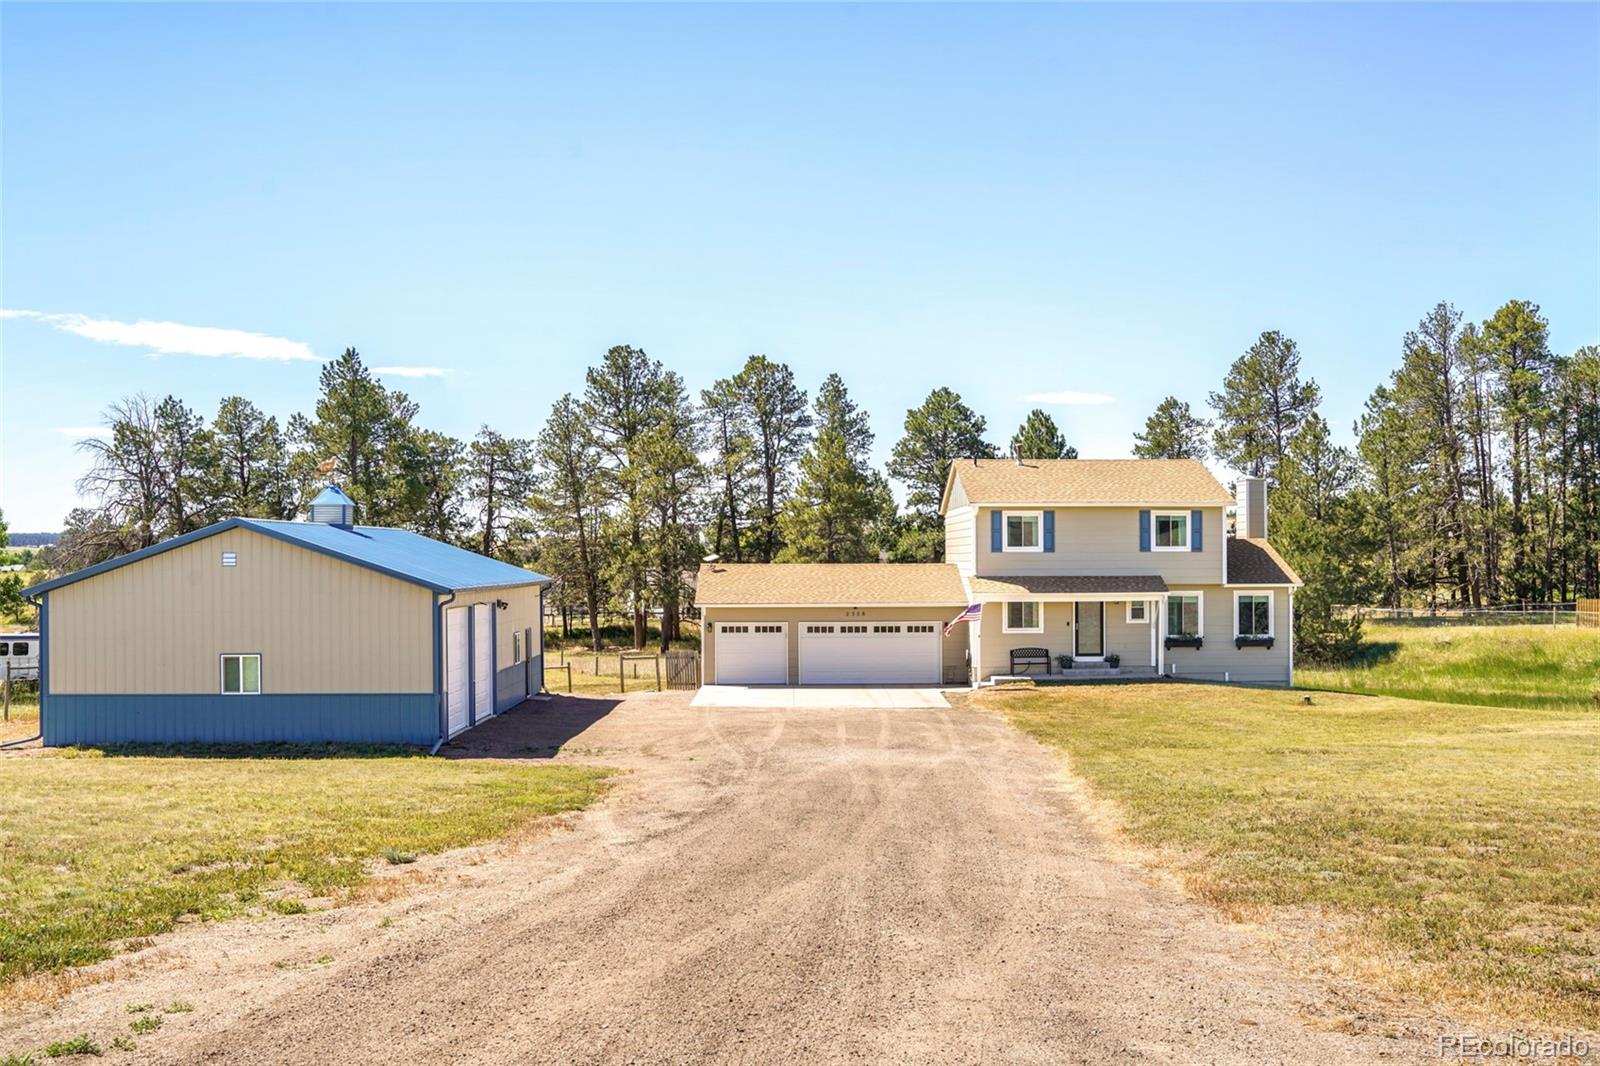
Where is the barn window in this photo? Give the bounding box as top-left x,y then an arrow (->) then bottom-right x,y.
221,551 -> 238,567
221,653 -> 262,695
0,643 -> 9,655
513,631 -> 524,663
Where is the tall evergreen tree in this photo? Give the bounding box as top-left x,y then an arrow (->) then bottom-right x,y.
293,349 -> 420,525
888,387 -> 995,560
465,426 -> 535,557
729,356 -> 811,562
409,430 -> 468,544
1210,331 -> 1321,478
639,372 -> 704,650
211,396 -> 291,519
778,374 -> 890,563
1008,409 -> 1075,459
1132,397 -> 1210,460
532,394 -> 611,653
1483,300 -> 1554,601
699,377 -> 758,561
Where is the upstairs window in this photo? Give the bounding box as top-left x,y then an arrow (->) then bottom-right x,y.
221,653 -> 262,695
1167,594 -> 1203,638
1003,511 -> 1042,551
1153,511 -> 1190,551
1236,593 -> 1273,638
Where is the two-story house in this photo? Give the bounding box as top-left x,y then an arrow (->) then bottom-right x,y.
695,458 -> 1301,688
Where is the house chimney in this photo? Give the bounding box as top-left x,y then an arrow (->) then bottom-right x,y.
1236,476 -> 1267,539
308,484 -> 357,527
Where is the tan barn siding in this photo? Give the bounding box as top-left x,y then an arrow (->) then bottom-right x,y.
49,527 -> 434,694
973,506 -> 1225,584
704,606 -> 969,685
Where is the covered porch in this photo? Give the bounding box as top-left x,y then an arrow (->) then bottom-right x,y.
964,575 -> 1171,684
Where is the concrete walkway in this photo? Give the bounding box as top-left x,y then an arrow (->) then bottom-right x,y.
691,684 -> 952,708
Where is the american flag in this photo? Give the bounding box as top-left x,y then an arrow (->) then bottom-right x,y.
944,603 -> 982,636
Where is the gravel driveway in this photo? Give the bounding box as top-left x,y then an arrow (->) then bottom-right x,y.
3,692 -> 1440,1064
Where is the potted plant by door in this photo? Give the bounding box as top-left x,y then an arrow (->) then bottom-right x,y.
1054,654 -> 1074,672
1106,653 -> 1121,669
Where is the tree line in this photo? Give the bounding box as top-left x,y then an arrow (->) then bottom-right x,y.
1129,299 -> 1599,657
49,298 -> 1598,660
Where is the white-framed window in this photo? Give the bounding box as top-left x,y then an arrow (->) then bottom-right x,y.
1126,600 -> 1149,624
1003,601 -> 1043,633
1166,593 -> 1203,638
513,631 -> 524,663
1153,511 -> 1190,551
1003,510 -> 1044,552
753,624 -> 784,634
1234,592 -> 1274,638
220,653 -> 262,695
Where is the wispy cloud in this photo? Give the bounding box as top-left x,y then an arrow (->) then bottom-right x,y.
53,425 -> 113,440
1024,390 -> 1116,406
3,308 -> 320,362
374,365 -> 449,379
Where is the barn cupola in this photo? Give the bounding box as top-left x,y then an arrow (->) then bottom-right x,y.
308,484 -> 357,527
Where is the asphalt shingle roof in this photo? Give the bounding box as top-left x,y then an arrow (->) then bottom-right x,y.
946,458 -> 1233,509
696,563 -> 967,606
1227,538 -> 1302,585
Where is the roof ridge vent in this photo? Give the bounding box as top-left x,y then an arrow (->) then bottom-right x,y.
308,484 -> 356,527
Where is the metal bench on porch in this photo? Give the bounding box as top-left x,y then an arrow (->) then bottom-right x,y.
1009,647 -> 1051,676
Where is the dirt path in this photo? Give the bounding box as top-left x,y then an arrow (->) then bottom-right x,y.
3,693 -> 1443,1063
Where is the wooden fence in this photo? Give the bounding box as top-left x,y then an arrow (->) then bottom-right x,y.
1579,599 -> 1600,629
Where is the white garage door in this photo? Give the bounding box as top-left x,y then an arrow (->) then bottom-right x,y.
715,622 -> 788,684
472,603 -> 494,722
444,606 -> 470,737
799,621 -> 941,685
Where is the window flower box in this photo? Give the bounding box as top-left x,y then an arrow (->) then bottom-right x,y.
1234,636 -> 1275,650
1164,635 -> 1203,650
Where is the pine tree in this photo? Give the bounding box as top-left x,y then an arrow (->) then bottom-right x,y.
1132,397 -> 1210,460
699,377 -> 758,561
1483,300 -> 1554,601
888,388 -> 995,560
532,394 -> 611,653
777,374 -> 889,563
1210,331 -> 1321,478
465,426 -> 535,557
211,397 -> 292,519
1008,409 -> 1075,459
730,356 -> 811,562
638,372 -> 703,650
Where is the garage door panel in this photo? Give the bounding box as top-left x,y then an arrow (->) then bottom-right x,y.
799,621 -> 940,685
716,623 -> 787,685
445,607 -> 470,737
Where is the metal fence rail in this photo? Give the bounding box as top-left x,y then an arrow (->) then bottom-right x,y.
1339,603 -> 1580,626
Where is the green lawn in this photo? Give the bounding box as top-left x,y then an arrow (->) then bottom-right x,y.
0,749 -> 612,986
1298,622 -> 1600,712
982,682 -> 1600,1031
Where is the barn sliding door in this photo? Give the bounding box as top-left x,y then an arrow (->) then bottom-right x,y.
472,603 -> 493,722
444,607 -> 471,737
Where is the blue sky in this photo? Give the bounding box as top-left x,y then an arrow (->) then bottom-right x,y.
3,2 -> 1596,530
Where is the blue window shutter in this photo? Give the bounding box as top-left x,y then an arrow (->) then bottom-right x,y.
990,510 -> 1002,552
1191,509 -> 1203,552
1139,510 -> 1151,552
1043,510 -> 1055,552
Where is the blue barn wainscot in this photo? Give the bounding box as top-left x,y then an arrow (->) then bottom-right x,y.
23,486 -> 548,747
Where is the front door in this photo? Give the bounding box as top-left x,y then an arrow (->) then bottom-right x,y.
1074,602 -> 1104,658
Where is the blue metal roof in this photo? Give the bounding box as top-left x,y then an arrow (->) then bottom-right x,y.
23,517 -> 548,597
310,485 -> 356,507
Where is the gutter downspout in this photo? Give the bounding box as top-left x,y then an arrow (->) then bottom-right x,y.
430,590 -> 457,755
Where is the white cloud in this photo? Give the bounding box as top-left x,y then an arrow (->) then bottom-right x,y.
53,425 -> 113,440
3,308 -> 320,362
373,365 -> 449,379
1024,390 -> 1116,406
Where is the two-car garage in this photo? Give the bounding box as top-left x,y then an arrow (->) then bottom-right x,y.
697,563 -> 969,688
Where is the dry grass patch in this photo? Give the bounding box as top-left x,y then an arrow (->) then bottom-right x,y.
980,682 -> 1600,1032
0,746 -> 612,986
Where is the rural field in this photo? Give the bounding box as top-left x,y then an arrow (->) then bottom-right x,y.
1298,621 -> 1600,712
0,748 -> 612,989
983,643 -> 1600,1032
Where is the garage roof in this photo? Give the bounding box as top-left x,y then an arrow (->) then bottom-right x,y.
944,458 -> 1233,510
25,517 -> 548,597
696,563 -> 967,606
967,574 -> 1170,596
